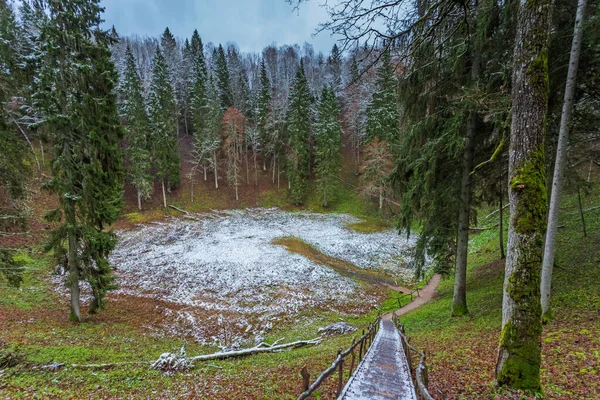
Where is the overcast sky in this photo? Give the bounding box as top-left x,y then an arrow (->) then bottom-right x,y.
100,0 -> 338,54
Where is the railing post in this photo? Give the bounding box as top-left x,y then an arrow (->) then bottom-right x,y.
349,341 -> 356,376
300,366 -> 310,392
358,330 -> 365,361
336,348 -> 344,396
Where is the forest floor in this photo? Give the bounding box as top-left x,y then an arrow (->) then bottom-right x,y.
399,184 -> 600,400
2,141 -> 598,398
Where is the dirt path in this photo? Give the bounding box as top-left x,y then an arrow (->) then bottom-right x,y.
273,236 -> 441,319
383,274 -> 441,320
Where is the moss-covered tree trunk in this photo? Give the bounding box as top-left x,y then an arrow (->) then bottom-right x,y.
495,0 -> 552,391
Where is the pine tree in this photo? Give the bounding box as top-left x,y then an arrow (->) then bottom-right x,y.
215,44 -> 233,110
34,0 -> 124,321
365,50 -> 399,144
148,46 -> 180,208
286,60 -> 312,204
315,86 -> 343,207
120,45 -> 153,210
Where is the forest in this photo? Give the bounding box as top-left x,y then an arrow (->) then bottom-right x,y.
1,0 -> 599,398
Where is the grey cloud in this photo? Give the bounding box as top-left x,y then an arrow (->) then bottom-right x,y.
101,0 -> 338,54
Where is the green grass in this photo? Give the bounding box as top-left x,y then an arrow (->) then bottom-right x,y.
397,184 -> 600,399
346,219 -> 392,233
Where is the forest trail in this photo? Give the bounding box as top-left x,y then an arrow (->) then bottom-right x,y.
383,274 -> 441,320
273,236 -> 441,317
339,320 -> 417,400
338,276 -> 439,400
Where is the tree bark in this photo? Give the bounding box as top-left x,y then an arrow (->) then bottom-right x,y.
577,185 -> 587,237
213,151 -> 219,189
499,187 -> 505,259
67,206 -> 80,322
541,0 -> 587,319
137,189 -> 142,210
190,176 -> 194,203
496,0 -> 551,391
162,179 -> 167,209
452,48 -> 480,317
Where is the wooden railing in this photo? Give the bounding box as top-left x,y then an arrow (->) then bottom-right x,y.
296,314 -> 381,400
392,315 -> 436,400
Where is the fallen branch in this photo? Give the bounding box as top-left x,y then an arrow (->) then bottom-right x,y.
484,204 -> 509,220
189,337 -> 322,362
168,205 -> 189,214
469,223 -> 499,231
568,205 -> 600,214
168,205 -> 203,222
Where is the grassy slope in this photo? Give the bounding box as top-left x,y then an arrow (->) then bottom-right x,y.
400,186 -> 600,400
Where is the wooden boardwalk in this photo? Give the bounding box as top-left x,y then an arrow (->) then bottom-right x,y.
338,320 -> 417,400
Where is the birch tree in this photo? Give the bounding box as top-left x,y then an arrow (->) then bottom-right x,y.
541,0 -> 588,320
222,107 -> 245,200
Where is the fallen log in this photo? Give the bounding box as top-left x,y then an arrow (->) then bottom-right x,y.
189,337 -> 322,362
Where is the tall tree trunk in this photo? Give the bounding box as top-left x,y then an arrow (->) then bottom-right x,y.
541,0 -> 587,319
499,187 -> 505,259
40,139 -> 45,167
213,151 -> 219,189
190,175 -> 194,203
204,165 -> 207,181
253,151 -> 258,186
67,205 -> 81,322
245,149 -> 250,185
162,179 -> 167,208
137,189 -> 142,211
452,49 -> 480,316
577,185 -> 587,237
184,110 -> 189,136
272,155 -> 276,184
496,0 -> 551,391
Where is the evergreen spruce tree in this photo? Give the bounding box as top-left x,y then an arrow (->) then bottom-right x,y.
180,38 -> 192,135
286,60 -> 312,204
34,0 -> 124,321
148,46 -> 180,208
315,86 -> 343,207
160,27 -> 182,136
256,59 -> 271,167
190,31 -> 207,135
193,75 -> 222,189
329,44 -> 342,94
120,45 -> 153,210
365,50 -> 399,144
215,44 -> 233,110
0,0 -> 30,288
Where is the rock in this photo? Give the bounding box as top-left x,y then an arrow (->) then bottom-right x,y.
318,322 -> 357,336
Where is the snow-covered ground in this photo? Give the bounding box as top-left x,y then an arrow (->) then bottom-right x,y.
76,209 -> 418,345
